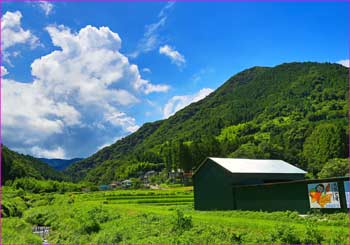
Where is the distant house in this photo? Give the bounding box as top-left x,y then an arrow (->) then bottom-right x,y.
183,171 -> 193,185
168,169 -> 184,179
81,187 -> 90,192
168,169 -> 194,184
145,170 -> 156,177
99,185 -> 109,191
121,179 -> 132,188
143,170 -> 157,183
183,171 -> 193,178
109,181 -> 121,189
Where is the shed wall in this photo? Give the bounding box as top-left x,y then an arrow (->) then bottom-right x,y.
193,160 -> 233,210
235,178 -> 348,213
230,172 -> 305,185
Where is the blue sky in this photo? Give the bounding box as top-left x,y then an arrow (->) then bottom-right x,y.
1,1 -> 348,159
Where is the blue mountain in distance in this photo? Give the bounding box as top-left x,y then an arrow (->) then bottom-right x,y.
38,158 -> 83,171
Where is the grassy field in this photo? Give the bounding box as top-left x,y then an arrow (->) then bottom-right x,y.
2,186 -> 349,244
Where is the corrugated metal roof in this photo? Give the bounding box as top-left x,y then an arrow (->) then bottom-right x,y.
209,157 -> 307,174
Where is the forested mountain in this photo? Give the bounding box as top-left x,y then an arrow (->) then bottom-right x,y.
65,62 -> 349,183
38,158 -> 83,171
1,146 -> 65,184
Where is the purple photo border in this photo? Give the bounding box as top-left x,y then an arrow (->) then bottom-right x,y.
1,0 -> 350,2
0,0 -> 349,245
347,2 -> 350,245
1,0 -> 3,244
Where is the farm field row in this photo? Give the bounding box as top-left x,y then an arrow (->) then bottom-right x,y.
2,187 -> 348,244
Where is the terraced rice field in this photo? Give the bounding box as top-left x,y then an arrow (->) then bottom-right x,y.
80,189 -> 194,205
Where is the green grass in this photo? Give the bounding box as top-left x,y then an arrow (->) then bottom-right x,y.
2,187 -> 349,244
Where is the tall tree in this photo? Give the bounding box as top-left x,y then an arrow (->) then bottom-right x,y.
303,124 -> 347,174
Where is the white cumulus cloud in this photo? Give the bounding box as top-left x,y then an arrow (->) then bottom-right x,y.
3,23 -> 169,158
1,11 -> 39,51
2,78 -> 81,147
163,88 -> 213,118
31,146 -> 66,159
32,25 -> 168,99
37,1 -> 54,16
1,66 -> 8,76
159,45 -> 186,67
142,67 -> 152,73
337,59 -> 349,68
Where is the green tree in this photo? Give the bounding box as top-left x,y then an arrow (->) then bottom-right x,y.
229,142 -> 268,159
178,142 -> 193,171
318,158 -> 349,178
161,141 -> 173,171
303,124 -> 347,174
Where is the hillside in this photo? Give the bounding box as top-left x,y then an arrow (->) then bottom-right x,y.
66,62 -> 349,183
38,158 -> 83,171
1,146 -> 65,184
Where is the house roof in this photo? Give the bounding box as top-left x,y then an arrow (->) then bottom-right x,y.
207,157 -> 307,174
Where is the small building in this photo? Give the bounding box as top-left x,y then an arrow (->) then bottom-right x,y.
109,181 -> 121,189
121,179 -> 132,188
193,157 -> 349,213
183,171 -> 193,185
142,170 -> 157,184
193,157 -> 306,210
144,170 -> 157,178
168,169 -> 184,183
99,185 -> 110,191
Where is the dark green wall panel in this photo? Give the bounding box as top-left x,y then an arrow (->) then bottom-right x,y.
194,160 -> 233,210
235,182 -> 310,213
235,178 -> 348,213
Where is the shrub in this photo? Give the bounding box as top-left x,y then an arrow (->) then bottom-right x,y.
87,206 -> 114,223
230,231 -> 245,244
24,208 -> 52,226
78,218 -> 100,234
2,197 -> 27,217
2,218 -> 43,244
11,178 -> 83,193
94,230 -> 123,244
301,221 -> 323,244
270,224 -> 302,244
171,210 -> 193,233
325,229 -> 349,244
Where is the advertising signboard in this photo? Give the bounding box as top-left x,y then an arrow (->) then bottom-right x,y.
308,182 -> 340,208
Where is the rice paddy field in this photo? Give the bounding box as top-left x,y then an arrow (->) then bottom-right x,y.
2,186 -> 349,244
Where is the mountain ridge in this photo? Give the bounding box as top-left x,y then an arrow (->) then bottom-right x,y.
1,145 -> 66,184
38,158 -> 83,171
65,61 -> 348,183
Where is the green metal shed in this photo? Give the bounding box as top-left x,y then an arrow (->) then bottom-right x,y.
193,157 -> 307,210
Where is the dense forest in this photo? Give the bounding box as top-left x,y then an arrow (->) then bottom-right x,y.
1,146 -> 66,184
59,62 -> 349,184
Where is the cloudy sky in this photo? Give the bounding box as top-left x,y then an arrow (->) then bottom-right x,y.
1,1 -> 348,159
